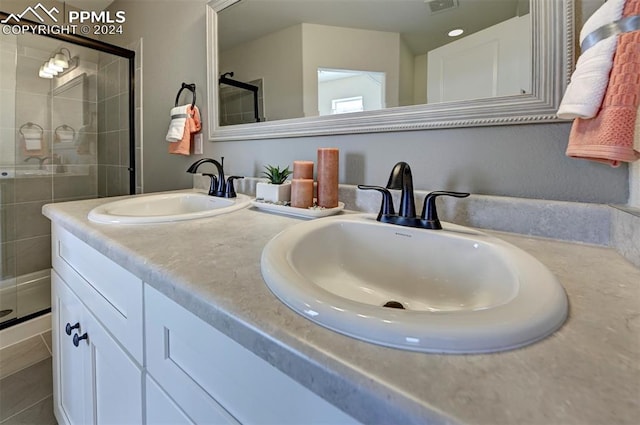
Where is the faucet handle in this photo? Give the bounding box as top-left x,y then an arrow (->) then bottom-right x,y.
421,191 -> 470,230
357,185 -> 396,219
224,176 -> 244,198
202,173 -> 218,196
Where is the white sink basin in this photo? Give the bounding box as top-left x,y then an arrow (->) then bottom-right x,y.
88,192 -> 251,224
261,214 -> 568,353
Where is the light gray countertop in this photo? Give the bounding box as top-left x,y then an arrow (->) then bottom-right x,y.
43,192 -> 640,425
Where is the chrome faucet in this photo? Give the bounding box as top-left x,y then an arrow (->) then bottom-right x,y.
358,161 -> 470,230
186,157 -> 243,198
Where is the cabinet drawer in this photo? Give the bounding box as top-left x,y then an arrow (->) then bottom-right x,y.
145,285 -> 359,425
52,224 -> 143,363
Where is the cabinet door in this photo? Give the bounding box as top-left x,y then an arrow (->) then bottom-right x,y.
53,271 -> 89,425
81,297 -> 143,425
52,270 -> 143,425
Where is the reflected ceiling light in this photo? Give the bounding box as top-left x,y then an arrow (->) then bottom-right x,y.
448,28 -> 464,37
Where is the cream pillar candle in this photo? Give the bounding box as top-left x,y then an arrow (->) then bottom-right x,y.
293,160 -> 314,179
317,148 -> 339,208
290,179 -> 314,208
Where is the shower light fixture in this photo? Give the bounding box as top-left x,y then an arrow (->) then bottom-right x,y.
38,65 -> 54,79
47,58 -> 63,74
52,48 -> 71,69
39,47 -> 78,79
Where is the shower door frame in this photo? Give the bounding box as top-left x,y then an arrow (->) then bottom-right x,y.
0,11 -> 137,195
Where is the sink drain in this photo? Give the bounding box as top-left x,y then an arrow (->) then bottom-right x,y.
382,301 -> 405,310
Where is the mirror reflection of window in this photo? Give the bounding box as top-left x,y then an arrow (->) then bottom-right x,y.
318,68 -> 385,116
331,96 -> 364,115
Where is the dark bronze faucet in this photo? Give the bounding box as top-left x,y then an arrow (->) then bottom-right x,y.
358,161 -> 469,230
186,157 -> 243,198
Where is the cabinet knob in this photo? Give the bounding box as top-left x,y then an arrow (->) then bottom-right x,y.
65,322 -> 80,336
73,332 -> 88,347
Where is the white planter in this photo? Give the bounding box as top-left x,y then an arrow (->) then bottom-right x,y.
256,181 -> 291,203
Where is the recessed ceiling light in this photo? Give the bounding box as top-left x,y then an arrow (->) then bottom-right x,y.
448,28 -> 464,37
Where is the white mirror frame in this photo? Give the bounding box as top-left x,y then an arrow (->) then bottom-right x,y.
206,0 -> 574,142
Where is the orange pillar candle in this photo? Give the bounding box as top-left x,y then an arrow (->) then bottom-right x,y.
291,179 -> 314,208
293,160 -> 314,179
317,148 -> 339,208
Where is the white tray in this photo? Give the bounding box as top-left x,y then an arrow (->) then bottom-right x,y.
250,200 -> 344,218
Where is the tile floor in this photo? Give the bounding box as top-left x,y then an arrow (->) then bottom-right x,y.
0,331 -> 56,424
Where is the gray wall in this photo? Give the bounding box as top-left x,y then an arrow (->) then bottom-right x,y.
109,0 -> 628,204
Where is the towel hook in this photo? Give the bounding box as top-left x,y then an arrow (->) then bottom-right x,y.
175,82 -> 196,107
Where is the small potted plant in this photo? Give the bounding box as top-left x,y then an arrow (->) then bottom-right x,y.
256,164 -> 292,203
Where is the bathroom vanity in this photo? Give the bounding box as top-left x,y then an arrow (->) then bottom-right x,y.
44,192 -> 640,425
50,222 -> 355,425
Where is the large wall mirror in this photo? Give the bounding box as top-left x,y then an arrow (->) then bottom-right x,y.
206,0 -> 574,141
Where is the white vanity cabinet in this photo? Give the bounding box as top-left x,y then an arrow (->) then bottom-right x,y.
51,224 -> 144,425
51,223 -> 358,425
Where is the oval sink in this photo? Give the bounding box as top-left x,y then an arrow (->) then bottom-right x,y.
261,214 -> 568,353
88,192 -> 251,224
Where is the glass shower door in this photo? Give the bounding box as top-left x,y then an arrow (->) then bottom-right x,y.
0,25 -> 133,329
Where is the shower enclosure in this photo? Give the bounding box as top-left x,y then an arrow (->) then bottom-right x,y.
0,17 -> 135,329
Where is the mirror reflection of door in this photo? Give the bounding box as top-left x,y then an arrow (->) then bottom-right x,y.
426,15 -> 531,103
317,68 -> 385,116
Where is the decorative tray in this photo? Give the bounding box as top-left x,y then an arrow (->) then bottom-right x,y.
250,199 -> 345,218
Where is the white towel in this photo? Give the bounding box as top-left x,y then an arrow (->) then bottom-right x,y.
166,105 -> 189,142
22,128 -> 42,151
57,130 -> 74,143
557,0 -> 626,119
24,137 -> 42,151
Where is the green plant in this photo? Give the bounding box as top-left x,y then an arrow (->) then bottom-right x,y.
262,165 -> 292,185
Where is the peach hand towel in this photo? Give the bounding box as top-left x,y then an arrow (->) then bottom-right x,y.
565,0 -> 640,166
169,105 -> 201,156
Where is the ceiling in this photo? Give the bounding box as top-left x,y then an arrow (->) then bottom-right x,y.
218,0 -> 528,54
63,0 -> 115,12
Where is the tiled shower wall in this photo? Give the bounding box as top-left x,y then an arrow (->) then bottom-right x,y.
96,38 -> 143,196
132,39 -> 143,195
97,52 -> 130,197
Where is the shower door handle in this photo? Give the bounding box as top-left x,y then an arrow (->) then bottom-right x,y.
65,322 -> 80,336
